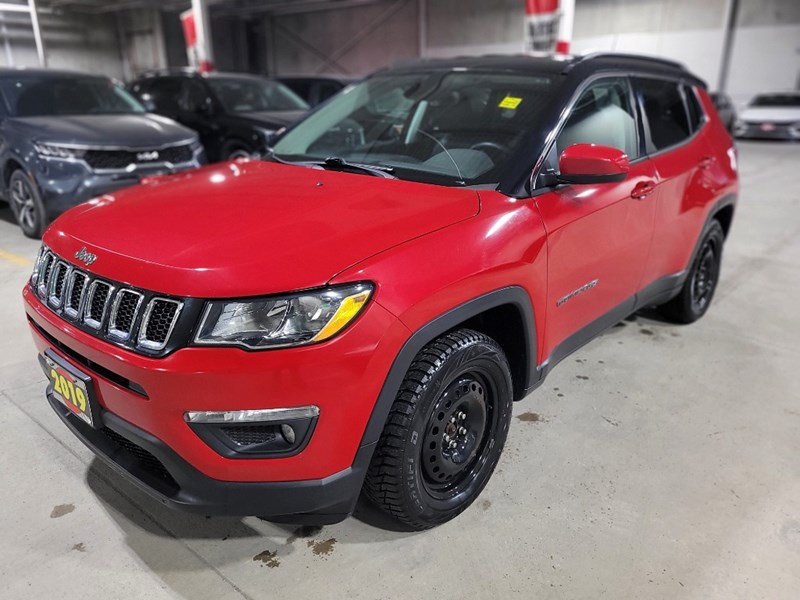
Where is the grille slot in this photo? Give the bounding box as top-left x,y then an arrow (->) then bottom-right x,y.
64,271 -> 89,319
37,252 -> 56,298
138,298 -> 183,351
83,281 -> 114,330
83,144 -> 194,171
108,290 -> 144,340
48,261 -> 70,308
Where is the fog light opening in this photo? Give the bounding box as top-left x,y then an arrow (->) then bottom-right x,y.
280,423 -> 296,445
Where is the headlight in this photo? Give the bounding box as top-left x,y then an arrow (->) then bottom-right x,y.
34,143 -> 86,159
194,282 -> 373,349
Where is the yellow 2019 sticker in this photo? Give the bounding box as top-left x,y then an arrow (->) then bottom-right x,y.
498,96 -> 522,109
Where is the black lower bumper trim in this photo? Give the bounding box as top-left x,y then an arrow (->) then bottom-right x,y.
47,392 -> 371,523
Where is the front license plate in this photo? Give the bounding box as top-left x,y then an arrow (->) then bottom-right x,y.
40,350 -> 98,428
760,123 -> 776,131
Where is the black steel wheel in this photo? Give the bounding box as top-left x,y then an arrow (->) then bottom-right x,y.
660,220 -> 725,323
8,170 -> 48,239
363,329 -> 513,530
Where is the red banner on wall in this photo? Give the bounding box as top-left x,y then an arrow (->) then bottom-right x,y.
525,0 -> 564,54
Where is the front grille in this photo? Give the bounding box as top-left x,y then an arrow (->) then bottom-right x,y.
83,144 -> 194,171
33,247 -> 185,355
221,425 -> 279,447
101,427 -> 179,492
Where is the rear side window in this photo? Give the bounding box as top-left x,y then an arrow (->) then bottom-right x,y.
143,78 -> 183,115
635,78 -> 690,152
683,85 -> 705,133
556,77 -> 639,159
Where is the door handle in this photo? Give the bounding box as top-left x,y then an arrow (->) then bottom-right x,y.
631,180 -> 656,200
698,156 -> 714,170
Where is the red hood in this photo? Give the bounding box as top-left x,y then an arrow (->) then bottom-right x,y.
44,160 -> 480,297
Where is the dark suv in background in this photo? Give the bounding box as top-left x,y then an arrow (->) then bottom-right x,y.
0,69 -> 203,238
128,71 -> 309,162
277,76 -> 354,107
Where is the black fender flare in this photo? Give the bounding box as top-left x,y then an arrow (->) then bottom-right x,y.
357,286 -> 537,452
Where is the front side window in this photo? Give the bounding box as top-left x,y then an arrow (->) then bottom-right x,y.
207,78 -> 309,113
1,77 -> 144,117
556,77 -> 639,159
636,78 -> 691,152
272,71 -> 556,186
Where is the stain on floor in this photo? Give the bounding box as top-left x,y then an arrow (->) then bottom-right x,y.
307,538 -> 337,557
576,375 -> 590,380
640,328 -> 654,336
517,412 -> 543,423
286,525 -> 323,544
253,550 -> 281,568
50,504 -> 75,519
71,542 -> 86,552
481,499 -> 492,511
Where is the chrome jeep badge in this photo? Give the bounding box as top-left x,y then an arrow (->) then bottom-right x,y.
74,247 -> 97,266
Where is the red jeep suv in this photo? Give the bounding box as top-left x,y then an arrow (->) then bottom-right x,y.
23,54 -> 737,531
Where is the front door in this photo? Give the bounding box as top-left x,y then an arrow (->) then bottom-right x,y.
535,77 -> 658,360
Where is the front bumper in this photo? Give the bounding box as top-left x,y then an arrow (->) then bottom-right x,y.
47,388 -> 373,521
734,122 -> 800,140
24,285 -> 410,519
35,152 -> 204,218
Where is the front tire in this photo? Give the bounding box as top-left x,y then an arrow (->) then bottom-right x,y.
363,329 -> 513,530
660,220 -> 725,323
8,170 -> 48,239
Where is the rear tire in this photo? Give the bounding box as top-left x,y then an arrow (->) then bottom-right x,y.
363,329 -> 513,530
8,170 -> 48,239
660,220 -> 724,323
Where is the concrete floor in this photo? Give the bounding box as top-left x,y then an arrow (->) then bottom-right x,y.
0,141 -> 798,599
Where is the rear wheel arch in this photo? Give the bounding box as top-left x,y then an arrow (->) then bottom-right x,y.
3,157 -> 25,190
713,203 -> 735,239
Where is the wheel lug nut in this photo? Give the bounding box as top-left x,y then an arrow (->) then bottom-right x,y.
450,416 -> 456,423
457,411 -> 466,420
458,427 -> 467,435
443,434 -> 451,442
449,441 -> 457,449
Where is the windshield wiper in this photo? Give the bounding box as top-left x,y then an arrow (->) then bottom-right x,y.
318,157 -> 396,178
264,150 -> 396,179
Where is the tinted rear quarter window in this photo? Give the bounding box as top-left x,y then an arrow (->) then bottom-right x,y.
682,85 -> 705,133
635,78 -> 691,152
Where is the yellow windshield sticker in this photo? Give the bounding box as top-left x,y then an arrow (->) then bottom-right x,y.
498,96 -> 522,109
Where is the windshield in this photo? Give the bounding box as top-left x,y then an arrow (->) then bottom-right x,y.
207,77 -> 309,112
0,76 -> 144,117
271,71 -> 555,186
750,94 -> 800,108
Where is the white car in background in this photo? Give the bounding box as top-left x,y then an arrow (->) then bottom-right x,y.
734,92 -> 800,140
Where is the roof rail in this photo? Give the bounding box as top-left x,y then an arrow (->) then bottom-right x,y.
564,52 -> 686,73
138,67 -> 199,78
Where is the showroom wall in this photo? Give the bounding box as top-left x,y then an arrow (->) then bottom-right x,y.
570,0 -> 800,104
262,0 -> 798,106
0,9 -> 122,78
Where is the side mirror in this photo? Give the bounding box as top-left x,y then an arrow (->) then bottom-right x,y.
558,143 -> 630,185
